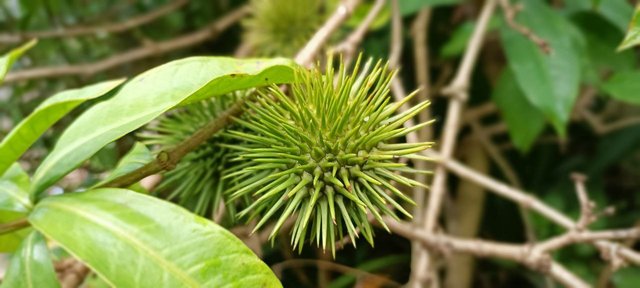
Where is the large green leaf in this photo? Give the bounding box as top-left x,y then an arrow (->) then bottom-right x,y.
564,0 -> 633,32
618,5 -> 640,51
602,71 -> 640,105
94,142 -> 153,187
0,231 -> 60,288
31,57 -> 296,198
0,39 -> 36,83
0,79 -> 124,176
500,0 -> 582,136
29,188 -> 282,288
492,68 -> 546,153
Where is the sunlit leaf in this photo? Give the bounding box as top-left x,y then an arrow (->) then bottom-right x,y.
29,188 -> 282,288
0,231 -> 59,288
618,5 -> 640,51
30,57 -> 296,198
0,79 -> 124,176
0,39 -> 36,83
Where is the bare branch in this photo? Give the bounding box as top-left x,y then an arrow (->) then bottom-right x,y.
415,0 -> 498,285
385,217 -> 590,288
295,0 -> 360,66
4,6 -> 250,83
0,0 -> 189,44
333,0 -> 386,64
498,0 -> 550,53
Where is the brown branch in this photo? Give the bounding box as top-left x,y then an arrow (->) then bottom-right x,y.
0,0 -> 189,44
295,0 -> 360,66
271,259 -> 402,287
414,0 -> 498,285
4,6 -> 250,83
333,0 -> 386,65
0,217 -> 30,235
423,149 -> 640,266
498,0 -> 550,53
384,217 -> 590,288
408,7 -> 433,288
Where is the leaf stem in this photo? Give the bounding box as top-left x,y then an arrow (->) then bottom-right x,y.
0,218 -> 30,235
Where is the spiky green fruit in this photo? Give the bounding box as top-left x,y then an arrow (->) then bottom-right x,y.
242,0 -> 328,57
139,94 -> 243,218
226,57 -> 434,255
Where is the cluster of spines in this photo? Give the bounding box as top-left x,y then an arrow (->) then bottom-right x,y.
140,94 -> 242,218
224,57 -> 434,255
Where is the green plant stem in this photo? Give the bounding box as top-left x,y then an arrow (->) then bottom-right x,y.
0,218 -> 30,235
99,96 -> 249,188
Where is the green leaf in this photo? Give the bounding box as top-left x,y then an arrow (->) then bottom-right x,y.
492,68 -> 546,153
400,0 -> 462,16
571,12 -> 636,78
29,188 -> 282,288
440,17 -> 500,59
31,57 -> 296,198
0,164 -> 32,252
0,79 -> 124,177
0,210 -> 31,252
564,0 -> 633,32
94,142 -> 153,187
0,39 -> 36,83
0,231 -> 60,288
618,5 -> 640,51
500,0 -> 582,136
602,71 -> 640,105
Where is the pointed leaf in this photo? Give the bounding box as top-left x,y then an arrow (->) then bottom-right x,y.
0,231 -> 60,288
29,188 -> 282,288
0,39 -> 36,83
492,68 -> 545,153
500,0 -> 582,136
0,79 -> 124,176
618,5 -> 640,51
94,142 -> 153,187
31,57 -> 296,197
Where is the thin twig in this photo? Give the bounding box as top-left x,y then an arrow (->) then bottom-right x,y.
415,1 -> 498,285
0,0 -> 189,44
423,149 -> 640,266
5,6 -> 250,83
498,0 -> 550,53
295,0 -> 360,66
333,0 -> 386,65
271,259 -> 402,287
384,217 -> 590,288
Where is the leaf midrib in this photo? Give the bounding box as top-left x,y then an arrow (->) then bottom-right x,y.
34,201 -> 200,287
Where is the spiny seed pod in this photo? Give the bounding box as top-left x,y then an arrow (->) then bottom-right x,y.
139,94 -> 243,218
224,57 -> 434,255
242,0 -> 328,56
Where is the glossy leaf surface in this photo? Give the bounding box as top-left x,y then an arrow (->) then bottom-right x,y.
0,79 -> 124,176
31,57 -> 296,197
0,231 -> 59,288
29,188 -> 282,288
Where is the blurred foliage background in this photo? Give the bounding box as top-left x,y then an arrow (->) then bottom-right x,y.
2,0 -> 640,287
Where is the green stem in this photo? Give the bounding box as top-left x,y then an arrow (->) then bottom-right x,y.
0,218 -> 30,235
99,96 -> 250,188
